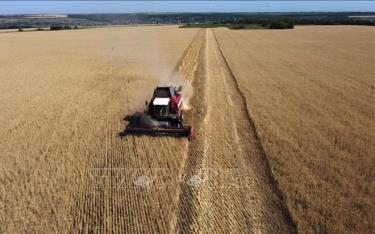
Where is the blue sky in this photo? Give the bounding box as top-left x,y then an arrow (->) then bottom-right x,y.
0,1 -> 374,14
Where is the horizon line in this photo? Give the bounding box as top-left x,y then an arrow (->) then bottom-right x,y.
2,10 -> 375,15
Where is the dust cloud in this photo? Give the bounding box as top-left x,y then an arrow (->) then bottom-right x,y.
106,27 -> 194,113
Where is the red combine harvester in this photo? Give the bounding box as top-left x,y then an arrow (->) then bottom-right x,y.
121,86 -> 195,141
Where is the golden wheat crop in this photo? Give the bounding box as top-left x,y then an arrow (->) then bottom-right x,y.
1,25 -> 373,233
0,26 -> 198,233
214,25 -> 375,233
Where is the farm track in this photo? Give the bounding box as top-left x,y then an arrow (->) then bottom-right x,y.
70,28 -> 295,233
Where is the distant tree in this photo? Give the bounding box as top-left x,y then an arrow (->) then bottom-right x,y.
269,20 -> 294,29
74,25 -> 78,29
50,25 -> 64,30
230,24 -> 245,29
63,25 -> 71,30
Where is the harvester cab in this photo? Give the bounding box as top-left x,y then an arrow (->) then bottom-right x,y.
147,86 -> 184,127
121,85 -> 194,141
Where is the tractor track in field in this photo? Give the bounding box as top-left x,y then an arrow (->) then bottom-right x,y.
174,28 -> 296,233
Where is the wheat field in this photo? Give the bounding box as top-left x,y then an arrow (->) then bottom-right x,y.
214,26 -> 375,233
0,26 -> 198,233
0,25 -> 373,233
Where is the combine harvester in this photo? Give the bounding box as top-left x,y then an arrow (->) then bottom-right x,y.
121,86 -> 195,141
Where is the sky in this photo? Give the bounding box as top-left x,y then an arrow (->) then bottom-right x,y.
0,1 -> 374,14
